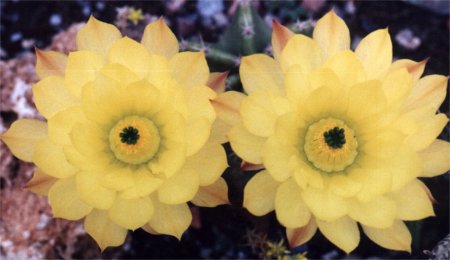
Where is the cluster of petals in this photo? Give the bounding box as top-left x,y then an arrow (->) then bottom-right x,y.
1,17 -> 229,250
231,11 -> 449,253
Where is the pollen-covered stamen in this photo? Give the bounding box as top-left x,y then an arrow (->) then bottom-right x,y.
120,126 -> 140,145
323,127 -> 346,149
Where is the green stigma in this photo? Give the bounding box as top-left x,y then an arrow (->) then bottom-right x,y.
323,127 -> 346,149
120,126 -> 140,145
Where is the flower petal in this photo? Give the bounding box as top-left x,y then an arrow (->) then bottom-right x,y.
241,89 -> 290,137
76,16 -> 122,58
207,71 -> 228,93
404,75 -> 448,111
382,68 -> 412,107
141,18 -> 179,58
262,136 -> 297,182
324,51 -> 365,86
280,34 -> 322,72
108,196 -> 154,230
184,142 -> 227,186
301,187 -> 348,222
108,37 -> 151,79
286,218 -> 317,248
243,170 -> 279,216
148,200 -> 191,239
271,20 -> 294,61
48,106 -> 86,145
362,220 -> 412,252
119,168 -> 163,199
316,216 -> 360,254
33,76 -> 78,118
35,48 -> 67,79
240,54 -> 284,94
346,80 -> 386,122
389,58 -> 427,84
348,165 -> 392,202
76,171 -> 116,209
228,123 -> 266,164
419,139 -> 450,177
169,52 -> 209,87
48,177 -> 92,220
211,91 -> 246,126
275,179 -> 312,228
389,180 -> 434,220
328,175 -> 361,198
157,165 -> 199,204
191,177 -> 229,207
33,138 -> 77,178
348,196 -> 396,228
313,10 -> 350,60
65,51 -> 104,97
25,168 -> 57,196
84,209 -> 128,251
0,119 -> 47,162
355,28 -> 392,79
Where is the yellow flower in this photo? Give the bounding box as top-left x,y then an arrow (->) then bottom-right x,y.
232,11 -> 449,253
127,7 -> 145,25
1,17 -> 229,250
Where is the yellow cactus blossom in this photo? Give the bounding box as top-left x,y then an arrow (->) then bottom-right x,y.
232,10 -> 449,253
1,17 -> 229,250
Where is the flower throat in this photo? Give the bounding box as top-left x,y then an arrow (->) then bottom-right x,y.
120,126 -> 140,145
323,127 -> 346,149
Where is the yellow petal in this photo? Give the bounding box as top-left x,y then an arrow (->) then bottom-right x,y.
286,218 -> 317,248
48,106 -> 85,145
99,63 -> 139,86
328,175 -> 361,198
191,177 -> 229,207
35,48 -> 67,79
157,166 -> 199,204
102,167 -> 135,191
355,28 -> 392,79
324,51 -> 365,86
207,71 -> 228,93
406,113 -> 448,152
420,139 -> 450,177
275,179 -> 311,228
210,118 -> 231,144
240,54 -> 284,94
148,200 -> 191,239
262,136 -> 297,182
241,89 -> 290,137
346,80 -> 386,122
301,187 -> 347,222
76,171 -> 116,209
0,119 -> 47,162
389,180 -> 434,220
70,122 -> 107,157
108,196 -> 154,230
313,10 -> 350,60
362,220 -> 412,252
33,76 -> 78,118
84,209 -> 128,251
404,75 -> 448,111
316,216 -> 360,253
211,91 -> 246,126
65,50 -> 104,97
25,168 -> 57,196
281,34 -> 322,72
76,16 -> 122,57
389,146 -> 422,191
271,20 -> 294,61
119,168 -> 163,199
228,123 -> 266,164
141,18 -> 179,58
243,170 -> 279,216
348,196 -> 396,228
348,166 -> 392,202
108,37 -> 151,79
48,177 -> 92,220
389,58 -> 427,84
382,68 -> 412,107
185,117 -> 212,157
184,142 -> 227,186
33,138 -> 77,178
169,51 -> 209,87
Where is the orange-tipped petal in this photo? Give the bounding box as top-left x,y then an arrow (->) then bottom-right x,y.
286,218 -> 317,248
313,10 -> 350,60
207,71 -> 229,94
241,161 -> 265,171
389,58 -> 428,83
35,48 -> 67,79
25,168 -> 57,196
191,177 -> 229,207
272,19 -> 294,61
211,91 -> 246,126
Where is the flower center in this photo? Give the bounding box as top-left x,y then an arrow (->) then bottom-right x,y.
109,116 -> 160,165
304,118 -> 358,172
120,126 -> 140,145
323,127 -> 345,149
